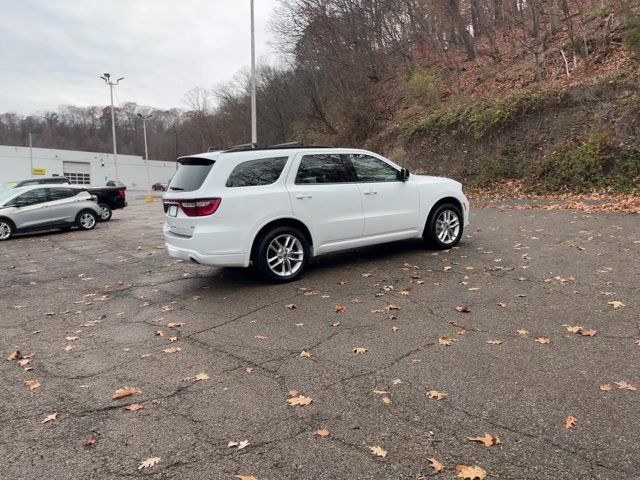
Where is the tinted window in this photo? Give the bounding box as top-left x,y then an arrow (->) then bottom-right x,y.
169,158 -> 214,192
13,188 -> 49,206
49,188 -> 77,200
295,154 -> 352,184
349,154 -> 399,182
226,157 -> 288,187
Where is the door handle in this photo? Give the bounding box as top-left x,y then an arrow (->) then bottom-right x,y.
364,190 -> 378,195
296,194 -> 312,199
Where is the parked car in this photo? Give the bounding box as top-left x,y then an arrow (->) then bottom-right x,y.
152,183 -> 168,191
0,185 -> 101,241
5,177 -> 127,222
163,144 -> 469,282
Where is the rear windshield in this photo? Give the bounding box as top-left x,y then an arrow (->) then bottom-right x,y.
169,158 -> 215,192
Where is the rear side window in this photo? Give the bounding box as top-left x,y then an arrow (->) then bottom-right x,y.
169,158 -> 214,192
226,157 -> 288,187
49,188 -> 77,200
295,154 -> 352,184
12,188 -> 49,206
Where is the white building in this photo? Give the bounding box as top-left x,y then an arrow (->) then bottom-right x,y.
0,145 -> 178,190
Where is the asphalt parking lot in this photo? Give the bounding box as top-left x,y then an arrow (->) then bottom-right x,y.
1,196 -> 638,480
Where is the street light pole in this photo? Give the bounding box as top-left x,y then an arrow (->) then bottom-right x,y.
99,73 -> 124,183
137,113 -> 152,194
250,0 -> 257,146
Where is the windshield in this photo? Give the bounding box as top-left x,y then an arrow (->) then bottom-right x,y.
169,158 -> 214,192
0,189 -> 16,205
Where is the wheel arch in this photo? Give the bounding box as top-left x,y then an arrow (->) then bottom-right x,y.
424,196 -> 464,233
0,216 -> 16,231
250,217 -> 314,262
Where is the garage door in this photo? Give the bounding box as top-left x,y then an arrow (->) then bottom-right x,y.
63,161 -> 91,185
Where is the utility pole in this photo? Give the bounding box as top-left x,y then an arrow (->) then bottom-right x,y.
137,113 -> 152,194
28,132 -> 33,175
99,73 -> 124,182
250,0 -> 257,146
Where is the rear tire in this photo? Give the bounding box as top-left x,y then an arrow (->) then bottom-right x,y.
254,226 -> 309,283
76,210 -> 98,231
0,219 -> 13,241
424,203 -> 463,249
98,203 -> 112,221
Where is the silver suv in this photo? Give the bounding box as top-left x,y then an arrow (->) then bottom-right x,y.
0,185 -> 102,241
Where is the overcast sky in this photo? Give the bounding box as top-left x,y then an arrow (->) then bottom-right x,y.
0,0 -> 280,114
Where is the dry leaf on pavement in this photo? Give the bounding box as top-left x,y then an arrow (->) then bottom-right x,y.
467,434 -> 500,446
426,390 -> 447,400
535,337 -> 550,344
369,446 -> 387,458
614,381 -> 637,391
42,412 -> 58,424
123,404 -> 144,412
7,351 -> 23,361
314,429 -> 330,437
455,465 -> 487,479
428,457 -> 445,472
25,380 -> 40,391
299,351 -> 311,358
167,322 -> 185,328
288,395 -> 313,406
455,306 -> 471,313
195,373 -> 209,381
235,476 -> 257,480
439,337 -> 457,346
354,347 -> 368,354
600,384 -> 612,392
607,301 -> 625,309
486,340 -> 502,345
335,305 -> 346,313
565,416 -> 577,429
163,347 -> 182,354
285,304 -> 296,309
138,457 -> 161,470
112,386 -> 142,400
255,335 -> 268,340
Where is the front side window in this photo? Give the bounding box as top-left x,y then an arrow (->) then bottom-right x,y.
226,157 -> 288,187
49,188 -> 76,201
169,158 -> 214,192
12,188 -> 49,206
348,154 -> 399,182
295,154 -> 352,184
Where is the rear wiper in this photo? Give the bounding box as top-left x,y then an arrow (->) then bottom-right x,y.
170,187 -> 184,191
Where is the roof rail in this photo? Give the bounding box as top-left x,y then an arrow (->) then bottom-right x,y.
220,142 -> 335,153
223,143 -> 258,152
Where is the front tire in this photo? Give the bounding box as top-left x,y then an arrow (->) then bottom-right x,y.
254,226 -> 309,283
76,210 -> 98,231
424,203 -> 463,249
98,203 -> 112,221
0,219 -> 13,241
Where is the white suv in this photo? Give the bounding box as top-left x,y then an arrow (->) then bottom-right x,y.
163,145 -> 469,282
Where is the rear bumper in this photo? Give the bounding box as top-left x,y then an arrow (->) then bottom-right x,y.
165,242 -> 248,267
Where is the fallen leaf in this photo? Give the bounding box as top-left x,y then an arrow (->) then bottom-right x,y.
25,380 -> 40,391
235,476 -> 257,480
369,446 -> 387,458
245,368 -> 254,373
361,273 -> 372,277
565,416 -> 577,429
455,465 -> 487,479
84,438 -> 97,446
608,301 -> 625,309
486,340 -> 502,345
565,326 -> 583,333
65,336 -> 79,341
517,329 -> 529,336
381,396 -> 392,404
7,351 -> 23,361
285,304 -> 296,309
600,384 -> 612,392
467,434 -> 500,447
163,347 -> 182,354
428,457 -> 445,472
195,373 -> 209,381
314,429 -> 330,437
614,381 -> 637,391
392,379 -> 402,385
255,335 -> 268,340
154,330 -> 166,337
391,326 -> 399,332
42,412 -> 58,424
112,386 -> 142,400
535,337 -> 550,344
138,457 -> 161,470
167,322 -> 185,328
288,395 -> 313,406
335,305 -> 346,313
64,345 -> 75,352
338,280 -> 347,285
438,337 -> 457,346
455,306 -> 471,313
169,336 -> 178,342
426,390 -> 447,400
299,351 -> 311,358
443,266 -> 452,272
400,290 -> 411,296
580,329 -> 597,337
354,347 -> 368,354
123,404 -> 144,412
498,303 -> 507,308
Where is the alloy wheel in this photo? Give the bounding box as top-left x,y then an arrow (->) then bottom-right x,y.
80,213 -> 96,229
435,209 -> 460,245
267,234 -> 304,277
0,222 -> 11,240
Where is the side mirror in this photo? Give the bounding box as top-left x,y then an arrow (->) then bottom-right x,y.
399,168 -> 410,182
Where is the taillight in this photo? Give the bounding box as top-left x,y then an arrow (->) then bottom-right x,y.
164,198 -> 221,217
117,189 -> 126,199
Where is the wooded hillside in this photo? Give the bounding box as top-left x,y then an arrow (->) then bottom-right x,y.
1,0 -> 638,191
